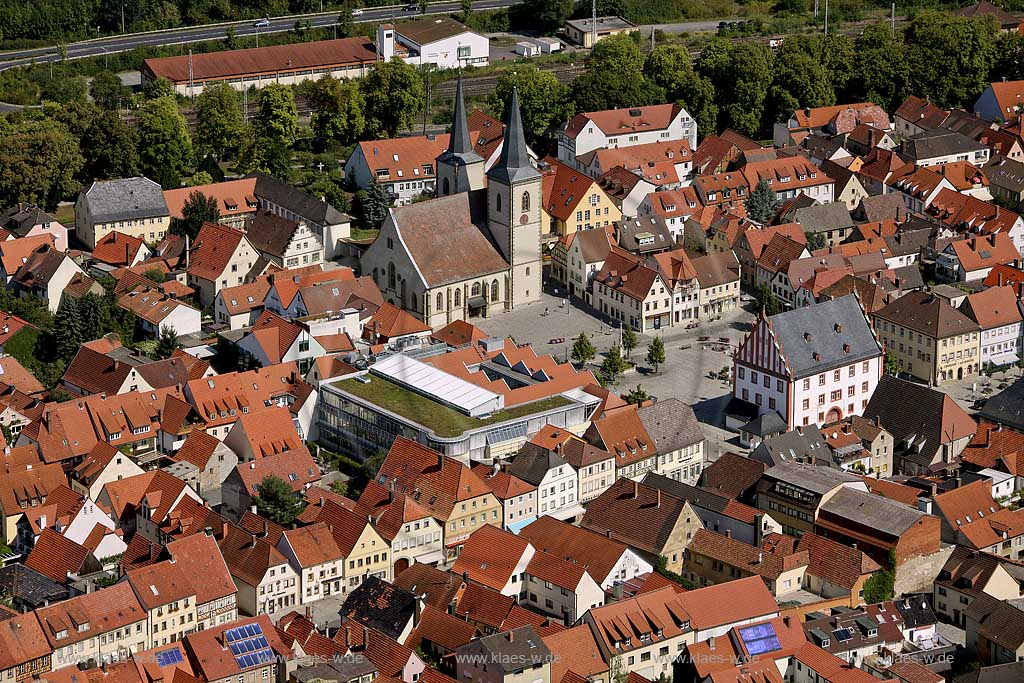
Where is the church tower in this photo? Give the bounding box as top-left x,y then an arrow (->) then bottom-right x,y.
486,86 -> 542,308
436,76 -> 485,196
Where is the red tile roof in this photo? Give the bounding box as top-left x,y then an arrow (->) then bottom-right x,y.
25,528 -> 91,582
281,522 -> 344,567
0,611 -> 52,671
165,532 -> 236,604
363,302 -> 431,342
92,231 -> 148,267
565,104 -> 685,139
947,232 -> 1020,274
163,178 -> 259,221
451,524 -> 531,591
35,581 -> 146,649
234,446 -> 320,496
188,222 -> 249,282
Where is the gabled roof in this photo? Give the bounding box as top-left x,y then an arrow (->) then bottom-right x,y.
519,516 -> 630,585
756,233 -> 807,274
188,222 -> 250,282
376,437 -> 492,520
564,103 -> 684,140
391,563 -> 463,611
0,611 -> 52,671
92,231 -> 149,267
25,528 -> 92,582
233,446 -> 320,496
451,524 -> 531,590
960,285 -> 1023,329
431,320 -> 487,347
281,522 -> 345,567
364,302 -> 431,341
0,461 -> 69,520
698,452 -> 766,499
387,191 -> 509,288
541,157 -> 602,222
580,478 -> 687,555
585,404 -> 657,467
818,486 -> 933,538
340,575 -> 417,641
965,591 -> 1024,652
246,211 -> 305,259
81,177 -> 168,223
946,233 -> 1019,273
874,290 -> 981,338
594,247 -> 661,302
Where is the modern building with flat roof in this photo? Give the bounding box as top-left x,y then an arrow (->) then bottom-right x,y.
141,37 -> 377,96
565,16 -> 638,49
316,340 -> 601,461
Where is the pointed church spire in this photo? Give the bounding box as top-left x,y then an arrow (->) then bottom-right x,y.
447,74 -> 474,157
488,85 -> 539,185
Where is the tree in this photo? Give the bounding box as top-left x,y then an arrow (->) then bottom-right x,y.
993,31 -> 1024,83
305,175 -> 351,214
418,0 -> 428,13
171,190 -> 220,241
356,183 -> 390,228
137,96 -> 193,188
42,76 -> 88,106
570,332 -> 596,366
489,68 -> 572,146
769,36 -> 835,124
155,325 -> 179,359
336,4 -> 355,39
905,11 -> 996,108
624,384 -> 650,406
863,549 -> 896,603
143,268 -> 166,283
523,0 -> 573,35
644,44 -> 718,134
571,34 -> 657,112
621,326 -> 638,358
0,119 -> 84,210
600,344 -> 629,386
253,475 -> 306,525
697,40 -> 773,138
646,336 -> 666,374
330,478 -> 349,497
143,77 -> 176,101
81,110 -> 140,180
195,82 -> 245,160
853,23 -> 910,113
90,71 -> 131,110
884,351 -> 900,376
745,180 -> 780,225
461,0 -> 472,22
756,284 -> 781,316
361,59 -> 426,138
308,76 -> 366,145
806,231 -> 826,251
254,83 -> 298,145
53,296 -> 84,363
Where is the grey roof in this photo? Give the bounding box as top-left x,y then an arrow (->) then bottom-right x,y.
964,591 -> 1024,652
508,444 -> 569,487
249,171 -> 352,226
469,626 -> 552,672
0,203 -> 62,236
865,374 -> 975,464
739,411 -> 788,438
979,376 -> 1024,431
889,264 -> 925,291
751,425 -> 830,468
566,15 -> 637,31
955,662 -> 1024,683
819,486 -> 928,537
487,86 -> 540,185
0,563 -> 69,608
246,211 -> 301,259
637,398 -> 704,454
767,294 -> 882,378
615,215 -> 675,254
939,109 -> 992,140
83,177 -> 168,223
901,129 -> 988,161
791,201 -> 855,235
339,575 -> 416,640
292,656 -> 378,683
984,155 -> 1024,194
641,472 -> 733,516
884,229 -> 930,258
438,75 -> 483,167
763,461 -> 860,494
692,251 -> 740,288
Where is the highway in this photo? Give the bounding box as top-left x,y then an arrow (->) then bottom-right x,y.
0,0 -> 522,72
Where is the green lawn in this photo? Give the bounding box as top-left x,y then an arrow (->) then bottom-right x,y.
334,375 -> 570,438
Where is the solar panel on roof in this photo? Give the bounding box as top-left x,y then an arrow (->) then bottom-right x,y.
737,623 -> 781,656
832,628 -> 853,642
155,649 -> 183,667
225,622 -> 274,669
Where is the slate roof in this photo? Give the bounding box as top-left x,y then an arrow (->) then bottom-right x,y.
507,444 -> 570,487
979,377 -> 1024,431
468,626 -> 551,673
866,374 -> 977,464
246,211 -> 303,259
389,190 -> 509,288
340,575 -> 416,641
487,86 -> 539,185
249,172 -> 351,226
762,461 -> 860,495
641,472 -> 759,523
0,563 -> 68,608
82,177 -> 168,223
789,201 -> 855,235
751,425 -> 831,467
767,294 -> 881,378
965,591 -> 1024,652
954,661 -> 1024,683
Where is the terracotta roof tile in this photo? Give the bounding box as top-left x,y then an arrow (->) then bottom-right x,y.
188,222 -> 249,282
451,525 -> 531,591
25,528 -> 91,582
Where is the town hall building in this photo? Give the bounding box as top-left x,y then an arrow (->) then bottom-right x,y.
362,79 -> 543,329
732,295 -> 883,430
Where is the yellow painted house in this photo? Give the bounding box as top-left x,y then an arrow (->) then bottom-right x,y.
540,157 -> 621,237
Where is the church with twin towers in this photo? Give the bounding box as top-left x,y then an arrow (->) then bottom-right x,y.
361,79 -> 544,330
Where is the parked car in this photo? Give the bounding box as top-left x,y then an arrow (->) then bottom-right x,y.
253,17 -> 270,27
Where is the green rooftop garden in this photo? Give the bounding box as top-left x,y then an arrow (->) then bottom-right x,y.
334,375 -> 571,438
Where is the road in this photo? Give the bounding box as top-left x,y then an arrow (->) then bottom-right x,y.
0,0 -> 521,72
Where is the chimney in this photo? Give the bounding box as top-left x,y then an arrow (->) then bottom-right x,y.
757,551 -> 763,563
708,636 -> 716,650
725,529 -> 732,539
783,616 -> 791,627
304,605 -> 312,621
222,520 -> 229,538
508,630 -> 514,643
632,481 -> 638,499
657,489 -> 661,508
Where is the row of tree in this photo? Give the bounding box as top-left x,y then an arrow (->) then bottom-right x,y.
494,11 -> 1024,146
